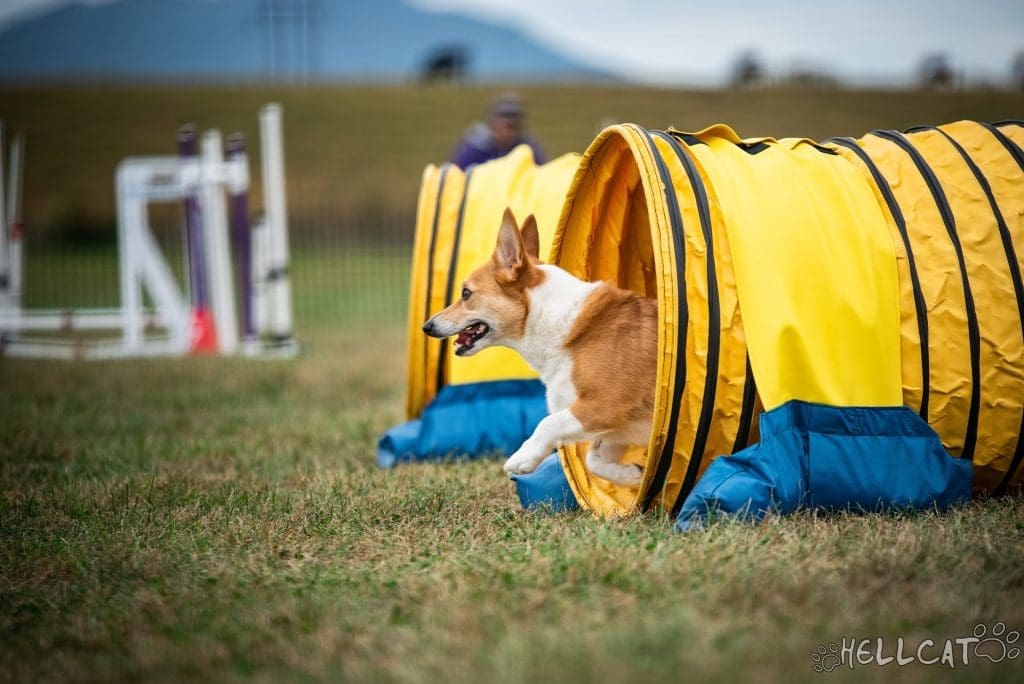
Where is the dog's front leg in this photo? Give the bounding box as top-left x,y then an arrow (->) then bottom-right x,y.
503,409 -> 586,475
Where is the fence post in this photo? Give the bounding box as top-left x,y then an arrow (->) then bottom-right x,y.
115,163 -> 142,352
0,121 -> 8,319
7,133 -> 24,313
259,103 -> 293,345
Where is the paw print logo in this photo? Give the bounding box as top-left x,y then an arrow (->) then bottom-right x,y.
810,643 -> 842,673
973,623 -> 1021,663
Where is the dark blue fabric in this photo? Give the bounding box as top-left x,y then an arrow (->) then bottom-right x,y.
675,400 -> 974,531
510,452 -> 580,511
378,379 -> 548,468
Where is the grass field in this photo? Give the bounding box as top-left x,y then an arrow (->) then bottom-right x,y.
3,322 -> 1024,683
2,85 -> 1024,682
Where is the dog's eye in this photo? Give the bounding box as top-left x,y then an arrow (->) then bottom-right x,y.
461,287 -> 471,301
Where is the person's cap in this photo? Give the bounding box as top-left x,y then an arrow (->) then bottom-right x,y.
490,93 -> 525,119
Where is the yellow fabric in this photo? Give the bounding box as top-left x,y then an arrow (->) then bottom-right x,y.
552,127 -> 755,514
998,121 -> 1024,149
552,120 -> 1023,517
405,164 -> 441,419
828,141 -> 926,424
447,147 -> 581,386
850,133 -> 973,455
948,121 -> 1024,491
552,126 -> 687,515
422,168 -> 466,411
929,122 -> 1024,484
404,146 -> 580,418
688,130 -> 903,409
841,122 -> 1024,491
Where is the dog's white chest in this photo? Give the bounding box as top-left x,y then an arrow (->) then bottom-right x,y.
510,265 -> 597,415
540,357 -> 577,414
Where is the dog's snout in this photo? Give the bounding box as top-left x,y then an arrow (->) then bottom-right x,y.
422,313 -> 461,339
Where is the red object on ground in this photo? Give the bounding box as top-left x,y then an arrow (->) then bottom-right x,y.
188,307 -> 218,354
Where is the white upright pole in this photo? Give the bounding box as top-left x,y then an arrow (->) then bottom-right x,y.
115,163 -> 143,352
200,129 -> 238,354
7,134 -> 24,312
0,121 -> 9,318
259,103 -> 293,343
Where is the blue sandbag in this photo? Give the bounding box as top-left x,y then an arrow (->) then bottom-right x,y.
378,379 -> 548,467
510,452 -> 580,511
676,400 -> 973,531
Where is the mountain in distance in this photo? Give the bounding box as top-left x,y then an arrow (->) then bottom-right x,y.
0,0 -> 614,83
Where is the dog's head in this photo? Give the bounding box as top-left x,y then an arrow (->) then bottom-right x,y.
422,207 -> 545,356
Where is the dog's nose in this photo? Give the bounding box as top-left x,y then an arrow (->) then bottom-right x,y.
422,319 -> 435,335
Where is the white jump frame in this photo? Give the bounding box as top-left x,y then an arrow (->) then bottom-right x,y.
0,104 -> 296,360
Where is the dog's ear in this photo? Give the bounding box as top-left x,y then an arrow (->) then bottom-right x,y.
493,207 -> 525,278
520,214 -> 540,261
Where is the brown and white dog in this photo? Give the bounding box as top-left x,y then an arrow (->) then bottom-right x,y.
422,208 -> 658,486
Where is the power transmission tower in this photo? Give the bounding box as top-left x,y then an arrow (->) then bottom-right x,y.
254,0 -> 323,83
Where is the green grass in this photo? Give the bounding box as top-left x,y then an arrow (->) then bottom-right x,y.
1,339 -> 1023,683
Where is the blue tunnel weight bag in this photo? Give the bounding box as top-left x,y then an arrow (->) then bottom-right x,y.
675,400 -> 974,530
378,379 -> 548,467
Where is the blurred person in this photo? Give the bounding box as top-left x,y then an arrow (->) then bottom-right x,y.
450,93 -> 546,169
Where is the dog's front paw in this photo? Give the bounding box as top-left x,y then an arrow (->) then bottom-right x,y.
503,448 -> 545,475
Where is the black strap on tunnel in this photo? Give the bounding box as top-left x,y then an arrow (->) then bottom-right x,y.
666,131 -> 757,459
656,130 -> 721,516
637,128 -> 689,512
435,168 -> 475,391
826,136 -> 930,420
422,164 -> 451,393
732,355 -> 757,454
983,121 -> 1024,170
737,140 -> 770,155
870,129 -> 981,462
993,119 -> 1024,129
672,132 -> 706,147
975,122 -> 1024,494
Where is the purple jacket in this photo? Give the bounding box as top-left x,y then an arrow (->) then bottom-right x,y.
449,123 -> 546,169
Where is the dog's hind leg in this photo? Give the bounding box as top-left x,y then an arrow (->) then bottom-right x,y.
586,441 -> 643,487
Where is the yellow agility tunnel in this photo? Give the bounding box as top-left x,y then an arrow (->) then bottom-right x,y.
405,145 -> 580,416
380,145 -> 580,467
552,119 -> 1024,517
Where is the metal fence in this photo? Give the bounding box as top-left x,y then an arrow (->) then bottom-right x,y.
14,209 -> 414,345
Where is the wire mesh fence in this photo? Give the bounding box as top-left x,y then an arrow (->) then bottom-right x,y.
16,209 -> 414,346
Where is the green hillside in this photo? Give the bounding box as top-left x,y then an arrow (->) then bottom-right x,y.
1,84 -> 1022,239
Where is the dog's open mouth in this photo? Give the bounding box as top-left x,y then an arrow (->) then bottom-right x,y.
454,321 -> 490,355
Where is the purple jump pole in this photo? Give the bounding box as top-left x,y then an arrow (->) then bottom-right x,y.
177,125 -> 210,311
226,133 -> 256,347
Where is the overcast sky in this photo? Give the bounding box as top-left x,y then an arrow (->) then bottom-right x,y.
2,0 -> 1022,85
